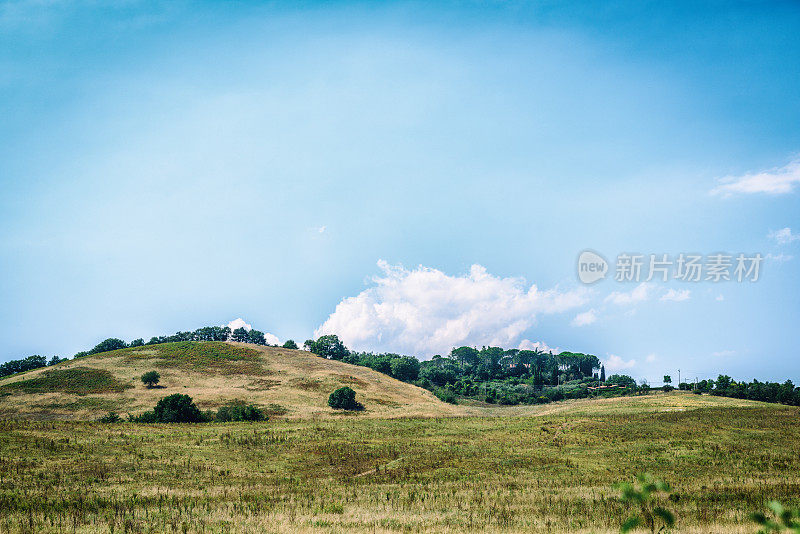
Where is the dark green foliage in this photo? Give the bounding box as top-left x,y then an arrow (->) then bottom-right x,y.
328,386 -> 363,410
663,375 -> 671,384
751,501 -> 800,533
600,364 -> 606,382
282,339 -> 298,349
306,335 -> 350,360
215,403 -> 266,422
130,338 -> 145,347
231,327 -> 250,343
0,354 -> 47,378
141,370 -> 160,388
144,394 -> 203,423
389,357 -> 420,381
247,329 -> 267,345
434,387 -> 457,404
99,411 -> 122,423
89,338 -> 127,355
48,355 -> 66,366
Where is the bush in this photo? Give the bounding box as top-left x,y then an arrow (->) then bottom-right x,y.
282,339 -> 298,349
662,384 -> 675,392
434,387 -> 458,404
328,387 -> 364,410
99,411 -> 122,423
141,370 -> 160,388
216,404 -> 266,422
143,394 -> 203,423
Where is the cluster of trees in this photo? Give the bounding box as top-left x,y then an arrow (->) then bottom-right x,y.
0,354 -> 66,378
677,375 -> 800,406
74,325 -> 286,359
303,334 -> 607,405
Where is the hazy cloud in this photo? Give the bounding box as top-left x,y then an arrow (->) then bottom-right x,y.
711,159 -> 800,196
769,227 -> 800,244
571,309 -> 598,327
660,288 -> 690,302
605,283 -> 651,306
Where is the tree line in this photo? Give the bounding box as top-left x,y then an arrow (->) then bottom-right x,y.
0,354 -> 66,379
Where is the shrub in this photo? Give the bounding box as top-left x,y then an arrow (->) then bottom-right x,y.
147,394 -> 203,423
99,411 -> 122,423
434,387 -> 458,404
328,387 -> 364,410
282,339 -> 298,349
216,403 -> 266,422
141,370 -> 160,388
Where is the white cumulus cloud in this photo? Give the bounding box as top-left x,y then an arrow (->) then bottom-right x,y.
571,309 -> 597,327
711,159 -> 800,196
227,318 -> 252,331
314,260 -> 588,356
604,354 -> 636,372
660,288 -> 690,302
604,283 -> 651,306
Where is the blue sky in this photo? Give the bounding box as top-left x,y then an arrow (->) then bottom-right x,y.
1,1 -> 799,384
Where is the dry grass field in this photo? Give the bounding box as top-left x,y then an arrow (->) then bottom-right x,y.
0,394 -> 798,533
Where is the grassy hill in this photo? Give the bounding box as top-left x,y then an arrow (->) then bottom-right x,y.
0,341 -> 461,420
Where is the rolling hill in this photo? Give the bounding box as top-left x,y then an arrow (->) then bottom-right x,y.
0,341 -> 461,420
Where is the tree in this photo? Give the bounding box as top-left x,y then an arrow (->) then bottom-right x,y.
89,338 -> 127,354
231,327 -> 249,343
390,357 -> 420,382
152,394 -> 203,422
48,355 -> 65,366
450,346 -> 480,371
282,339 -> 298,349
307,335 -> 350,360
130,338 -> 145,347
141,370 -> 160,388
663,375 -> 671,385
328,387 -> 363,410
600,365 -> 606,383
247,329 -> 266,345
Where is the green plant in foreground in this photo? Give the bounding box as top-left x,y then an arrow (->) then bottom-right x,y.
752,501 -> 800,533
616,474 -> 675,533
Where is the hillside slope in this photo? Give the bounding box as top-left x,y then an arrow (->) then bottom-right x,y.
0,341 -> 461,420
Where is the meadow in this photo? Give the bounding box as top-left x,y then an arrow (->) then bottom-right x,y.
0,394 -> 798,533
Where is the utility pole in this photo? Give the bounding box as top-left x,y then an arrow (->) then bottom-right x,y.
678,369 -> 681,388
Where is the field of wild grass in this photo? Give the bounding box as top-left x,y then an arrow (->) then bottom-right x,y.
0,399 -> 798,533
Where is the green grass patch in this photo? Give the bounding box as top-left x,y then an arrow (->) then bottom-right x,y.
0,367 -> 131,395
124,341 -> 268,375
